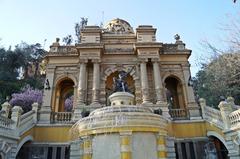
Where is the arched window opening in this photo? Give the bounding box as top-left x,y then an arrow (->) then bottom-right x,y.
165,76 -> 185,109
54,78 -> 74,112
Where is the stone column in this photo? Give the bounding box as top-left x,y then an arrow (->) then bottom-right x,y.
1,101 -> 11,118
74,61 -> 87,121
152,59 -> 170,117
82,136 -> 92,159
157,132 -> 167,159
91,60 -> 100,106
140,60 -> 151,104
152,59 -> 164,103
120,131 -> 132,159
77,61 -> 87,105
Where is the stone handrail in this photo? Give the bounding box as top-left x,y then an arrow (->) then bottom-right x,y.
18,110 -> 35,134
229,109 -> 240,128
0,115 -> 13,129
51,112 -> 73,123
169,108 -> 188,120
203,106 -> 224,129
0,102 -> 39,138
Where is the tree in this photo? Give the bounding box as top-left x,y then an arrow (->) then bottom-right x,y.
193,12 -> 240,106
9,85 -> 43,113
193,53 -> 240,107
62,35 -> 73,45
75,17 -> 88,43
0,42 -> 46,104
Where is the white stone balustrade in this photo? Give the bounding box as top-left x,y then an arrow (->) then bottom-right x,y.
0,115 -> 13,129
199,98 -> 224,129
0,102 -> 40,136
229,109 -> 240,128
169,108 -> 188,120
218,101 -> 232,130
51,112 -> 73,123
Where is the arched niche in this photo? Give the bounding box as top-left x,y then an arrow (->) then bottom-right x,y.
105,71 -> 135,106
164,75 -> 185,109
53,77 -> 75,112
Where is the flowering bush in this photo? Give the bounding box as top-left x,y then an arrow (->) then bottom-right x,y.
64,95 -> 73,112
9,85 -> 43,113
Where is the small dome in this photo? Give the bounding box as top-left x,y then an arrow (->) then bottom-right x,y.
105,18 -> 134,33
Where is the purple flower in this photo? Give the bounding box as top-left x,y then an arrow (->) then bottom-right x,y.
64,95 -> 73,112
9,85 -> 43,112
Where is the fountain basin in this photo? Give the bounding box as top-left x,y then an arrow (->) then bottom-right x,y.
70,92 -> 168,159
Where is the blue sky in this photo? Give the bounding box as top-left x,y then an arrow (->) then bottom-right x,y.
0,0 -> 239,76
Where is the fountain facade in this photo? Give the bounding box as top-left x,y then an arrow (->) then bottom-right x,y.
1,18 -> 235,159
71,90 -> 168,159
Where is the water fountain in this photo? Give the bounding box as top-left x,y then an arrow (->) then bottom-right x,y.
70,71 -> 168,159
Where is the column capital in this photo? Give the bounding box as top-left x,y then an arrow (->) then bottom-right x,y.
79,59 -> 88,63
92,59 -> 101,63
138,58 -> 148,63
151,58 -> 160,62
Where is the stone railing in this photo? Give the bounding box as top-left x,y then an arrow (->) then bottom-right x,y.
169,108 -> 189,120
0,115 -> 13,129
229,109 -> 240,128
18,110 -> 35,135
204,105 -> 224,129
199,97 -> 240,130
0,102 -> 39,137
50,112 -> 73,124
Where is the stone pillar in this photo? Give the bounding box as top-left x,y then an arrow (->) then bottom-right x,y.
1,101 -> 11,118
32,102 -> 39,123
70,139 -> 82,159
82,136 -> 92,159
152,59 -> 164,103
120,131 -> 132,159
77,62 -> 87,105
91,60 -> 100,106
199,98 -> 206,119
11,106 -> 23,128
157,132 -> 167,159
39,65 -> 55,124
152,59 -> 170,117
140,60 -> 151,104
74,60 -> 87,121
182,64 -> 200,119
218,101 -> 232,130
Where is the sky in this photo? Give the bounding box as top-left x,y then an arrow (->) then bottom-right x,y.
0,0 -> 239,76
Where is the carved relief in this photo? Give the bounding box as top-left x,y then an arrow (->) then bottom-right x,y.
105,18 -> 134,34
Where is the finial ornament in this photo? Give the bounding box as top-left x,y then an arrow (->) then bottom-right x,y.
56,38 -> 60,43
174,34 -> 180,41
